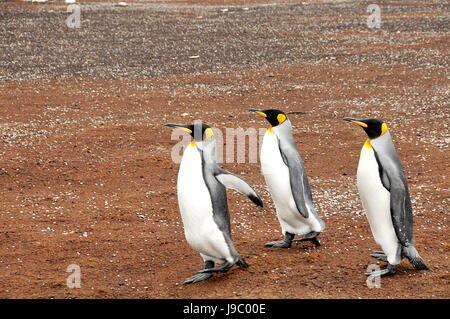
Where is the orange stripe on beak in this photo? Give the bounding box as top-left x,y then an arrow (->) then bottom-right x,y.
351,120 -> 368,128
175,126 -> 193,133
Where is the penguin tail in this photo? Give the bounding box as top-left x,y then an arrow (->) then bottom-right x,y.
402,245 -> 428,270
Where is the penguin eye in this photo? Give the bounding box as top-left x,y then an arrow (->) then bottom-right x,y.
277,113 -> 286,125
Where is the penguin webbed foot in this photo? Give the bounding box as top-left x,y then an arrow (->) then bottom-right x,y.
182,272 -> 213,284
198,261 -> 235,273
292,231 -> 321,246
370,250 -> 388,262
236,256 -> 249,268
365,263 -> 397,277
183,261 -> 215,284
265,240 -> 292,248
265,232 -> 293,248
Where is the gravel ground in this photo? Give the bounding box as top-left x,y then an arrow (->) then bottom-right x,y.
0,0 -> 448,299
0,0 -> 448,80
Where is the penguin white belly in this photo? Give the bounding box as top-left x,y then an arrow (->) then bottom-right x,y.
260,130 -> 316,235
177,143 -> 232,263
357,141 -> 401,265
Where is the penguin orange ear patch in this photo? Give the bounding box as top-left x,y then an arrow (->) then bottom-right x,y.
381,122 -> 388,135
203,127 -> 213,141
277,113 -> 286,125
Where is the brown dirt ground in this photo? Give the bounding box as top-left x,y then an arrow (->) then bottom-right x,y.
0,0 -> 448,299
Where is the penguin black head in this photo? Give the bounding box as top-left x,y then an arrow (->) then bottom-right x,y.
343,117 -> 388,139
249,109 -> 287,127
165,122 -> 213,142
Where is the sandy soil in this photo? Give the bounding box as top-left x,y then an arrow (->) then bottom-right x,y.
0,0 -> 448,299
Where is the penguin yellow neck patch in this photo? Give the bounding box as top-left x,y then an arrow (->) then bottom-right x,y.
364,138 -> 373,150
267,127 -> 274,135
190,140 -> 196,148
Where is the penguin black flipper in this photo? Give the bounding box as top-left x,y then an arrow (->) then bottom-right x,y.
215,169 -> 263,208
277,135 -> 312,219
370,142 -> 427,270
370,133 -> 414,247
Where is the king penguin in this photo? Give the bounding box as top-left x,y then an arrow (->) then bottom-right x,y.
344,117 -> 428,276
165,122 -> 263,284
249,109 -> 325,248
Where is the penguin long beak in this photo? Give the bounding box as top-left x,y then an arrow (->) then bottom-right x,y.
164,123 -> 193,134
343,117 -> 368,128
249,109 -> 267,118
